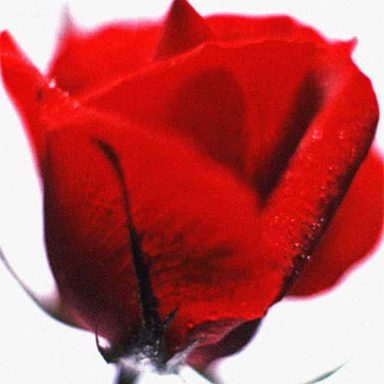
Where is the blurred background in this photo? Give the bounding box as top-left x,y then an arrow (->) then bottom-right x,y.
0,1 -> 383,383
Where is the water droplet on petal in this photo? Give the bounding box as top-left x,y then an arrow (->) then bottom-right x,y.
312,128 -> 323,140
48,79 -> 57,89
338,130 -> 346,140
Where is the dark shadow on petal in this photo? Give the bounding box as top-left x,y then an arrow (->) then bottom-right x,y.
168,68 -> 246,174
187,318 -> 262,370
288,148 -> 384,297
255,72 -> 323,199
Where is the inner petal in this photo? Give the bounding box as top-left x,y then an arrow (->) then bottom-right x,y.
47,23 -> 161,96
166,67 -> 246,173
83,40 -> 319,194
253,72 -> 323,197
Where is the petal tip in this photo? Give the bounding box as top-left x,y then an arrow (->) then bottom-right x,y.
0,30 -> 18,59
58,4 -> 80,39
154,0 -> 213,60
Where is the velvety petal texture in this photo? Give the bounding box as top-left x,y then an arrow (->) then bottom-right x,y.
1,0 -> 380,369
289,148 -> 384,296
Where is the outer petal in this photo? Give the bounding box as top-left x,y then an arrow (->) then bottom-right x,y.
0,31 -> 83,168
47,21 -> 161,97
44,123 -> 140,342
259,53 -> 379,296
289,148 -> 384,296
0,31 -> 137,330
43,112 -> 283,360
206,15 -> 326,44
47,8 -> 326,98
1,30 -> 272,363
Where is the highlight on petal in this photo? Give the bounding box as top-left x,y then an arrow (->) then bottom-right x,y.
289,148 -> 384,296
154,0 -> 213,60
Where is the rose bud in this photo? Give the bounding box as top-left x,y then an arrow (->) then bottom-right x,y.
0,0 -> 381,381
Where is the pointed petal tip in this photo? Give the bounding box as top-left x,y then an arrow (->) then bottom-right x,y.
0,31 -> 41,101
0,29 -> 11,43
170,0 -> 195,10
0,31 -> 32,76
58,4 -> 80,39
348,37 -> 358,50
154,0 -> 213,60
334,37 -> 358,55
0,29 -> 77,168
0,30 -> 18,57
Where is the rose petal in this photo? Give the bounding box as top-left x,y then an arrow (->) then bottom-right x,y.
289,148 -> 384,296
48,11 -> 327,98
154,0 -> 213,60
43,110 -> 290,358
187,319 -> 262,369
3,30 -> 283,362
260,57 -> 378,296
0,247 -> 79,328
207,15 -> 326,44
44,124 -> 140,342
82,39 -> 319,194
0,31 -> 83,167
47,21 -> 160,96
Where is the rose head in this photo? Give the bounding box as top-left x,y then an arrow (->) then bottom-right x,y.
1,0 -> 382,376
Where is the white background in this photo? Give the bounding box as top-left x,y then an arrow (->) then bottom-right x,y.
0,1 -> 383,383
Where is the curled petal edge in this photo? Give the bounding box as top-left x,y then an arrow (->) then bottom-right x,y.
0,247 -> 80,328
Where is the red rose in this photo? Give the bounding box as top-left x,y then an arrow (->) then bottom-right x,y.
1,0 -> 381,378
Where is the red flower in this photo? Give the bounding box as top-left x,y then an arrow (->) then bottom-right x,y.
1,0 -> 381,374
